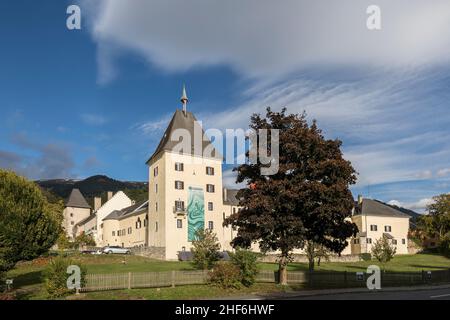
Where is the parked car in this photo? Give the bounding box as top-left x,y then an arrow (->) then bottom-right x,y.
102,246 -> 131,255
81,250 -> 96,255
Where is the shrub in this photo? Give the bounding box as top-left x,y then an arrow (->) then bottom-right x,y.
0,170 -> 63,273
43,257 -> 86,298
209,262 -> 242,289
191,229 -> 221,270
371,236 -> 396,270
230,249 -> 259,287
360,253 -> 372,261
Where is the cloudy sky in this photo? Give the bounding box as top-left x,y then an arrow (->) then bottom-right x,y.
1,0 -> 449,212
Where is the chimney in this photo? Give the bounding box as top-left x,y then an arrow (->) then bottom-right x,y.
223,188 -> 228,202
94,197 -> 102,211
107,191 -> 114,201
358,194 -> 363,205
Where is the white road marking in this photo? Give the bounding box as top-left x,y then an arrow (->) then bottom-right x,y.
430,293 -> 450,299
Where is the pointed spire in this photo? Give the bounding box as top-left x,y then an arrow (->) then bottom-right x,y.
181,84 -> 188,114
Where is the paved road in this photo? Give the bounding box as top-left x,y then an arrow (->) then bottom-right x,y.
287,288 -> 450,300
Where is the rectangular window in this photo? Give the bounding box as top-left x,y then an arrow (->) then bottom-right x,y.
175,162 -> 184,171
206,167 -> 215,175
128,227 -> 132,235
370,225 -> 378,231
155,184 -> 158,193
112,231 -> 115,236
155,202 -> 158,212
175,200 -> 185,212
366,238 -> 372,244
208,221 -> 214,230
175,181 -> 184,190
223,212 -> 226,220
208,202 -> 213,211
155,222 -> 158,232
154,166 -> 158,177
177,219 -> 183,229
233,207 -> 236,214
353,239 -> 359,244
392,239 -> 397,245
206,184 -> 215,193
384,225 -> 392,232
402,239 -> 406,245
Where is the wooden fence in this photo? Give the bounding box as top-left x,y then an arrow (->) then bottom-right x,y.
81,269 -> 450,292
81,270 -> 209,292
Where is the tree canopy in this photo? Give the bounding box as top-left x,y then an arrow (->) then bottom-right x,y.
0,170 -> 63,273
224,108 -> 358,284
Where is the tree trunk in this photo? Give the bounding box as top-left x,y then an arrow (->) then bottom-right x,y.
308,259 -> 315,272
278,256 -> 288,285
306,241 -> 315,272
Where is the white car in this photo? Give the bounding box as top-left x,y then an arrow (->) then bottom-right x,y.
102,246 -> 131,255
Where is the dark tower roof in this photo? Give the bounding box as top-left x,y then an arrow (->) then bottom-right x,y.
65,188 -> 91,209
146,109 -> 221,164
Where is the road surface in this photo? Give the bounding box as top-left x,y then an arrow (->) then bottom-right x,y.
286,287 -> 450,300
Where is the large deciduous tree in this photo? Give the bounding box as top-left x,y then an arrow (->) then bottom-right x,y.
0,170 -> 63,273
224,108 -> 358,284
419,194 -> 450,256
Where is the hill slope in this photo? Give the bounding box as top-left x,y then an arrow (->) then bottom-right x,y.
36,175 -> 147,203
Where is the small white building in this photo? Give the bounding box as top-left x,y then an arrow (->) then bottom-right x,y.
350,197 -> 410,255
63,189 -> 91,239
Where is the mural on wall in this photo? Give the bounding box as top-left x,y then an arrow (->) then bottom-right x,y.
187,186 -> 205,241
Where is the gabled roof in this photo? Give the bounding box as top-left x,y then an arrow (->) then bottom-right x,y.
146,109 -> 221,164
102,201 -> 149,221
75,214 -> 96,227
65,188 -> 91,209
103,210 -> 122,221
354,198 -> 410,218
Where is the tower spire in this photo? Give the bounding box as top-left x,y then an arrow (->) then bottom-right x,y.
181,84 -> 188,114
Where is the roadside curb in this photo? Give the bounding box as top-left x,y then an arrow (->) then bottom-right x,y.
214,283 -> 450,300
264,283 -> 450,299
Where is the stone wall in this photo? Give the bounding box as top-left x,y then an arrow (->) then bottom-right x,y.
258,254 -> 361,263
131,246 -> 166,260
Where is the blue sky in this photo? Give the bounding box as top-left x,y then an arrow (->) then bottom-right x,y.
1,1 -> 450,212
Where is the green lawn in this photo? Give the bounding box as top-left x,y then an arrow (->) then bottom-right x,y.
259,253 -> 450,273
79,283 -> 294,300
5,252 -> 449,300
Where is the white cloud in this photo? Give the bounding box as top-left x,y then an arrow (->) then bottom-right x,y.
198,71 -> 450,187
388,198 -> 434,212
222,168 -> 246,189
437,168 -> 450,178
80,113 -> 108,126
415,170 -> 433,180
85,0 -> 450,82
134,114 -> 172,136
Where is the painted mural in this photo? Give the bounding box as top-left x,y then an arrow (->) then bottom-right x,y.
187,186 -> 205,241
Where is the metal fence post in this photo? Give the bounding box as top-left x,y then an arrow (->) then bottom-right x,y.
128,272 -> 131,290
